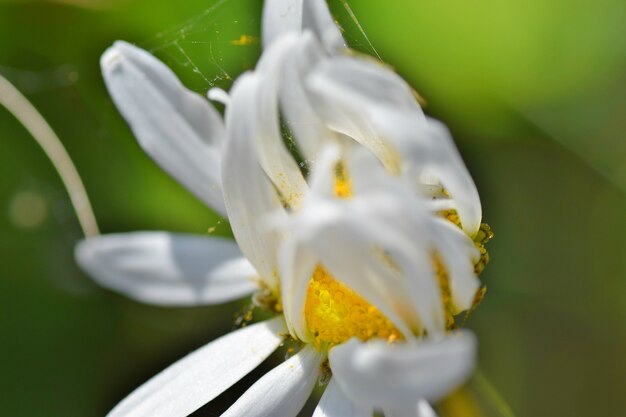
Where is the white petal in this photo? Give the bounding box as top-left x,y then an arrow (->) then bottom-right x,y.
278,238 -> 317,341
262,0 -> 344,50
416,119 -> 482,236
306,141 -> 342,198
222,74 -> 285,287
262,0 -> 303,48
101,41 -> 226,215
221,346 -> 322,417
253,35 -> 309,209
418,400 -> 439,417
374,116 -> 482,236
312,56 -> 424,113
312,378 -> 372,417
108,317 -> 286,417
307,55 -> 424,173
75,232 -> 257,306
329,331 -> 477,412
207,87 -> 230,105
307,56 -> 482,235
301,0 -> 346,50
279,33 -> 329,163
275,144 -> 342,342
431,219 -> 480,312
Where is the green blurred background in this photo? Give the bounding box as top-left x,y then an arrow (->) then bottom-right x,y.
1,0 -> 624,416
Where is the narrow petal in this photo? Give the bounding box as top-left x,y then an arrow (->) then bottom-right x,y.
305,140 -> 341,198
431,219 -> 480,312
301,0 -> 345,50
329,331 -> 477,412
418,401 -> 439,417
312,378 -> 373,417
415,119 -> 482,236
262,0 -> 344,50
279,33 -> 328,163
262,0 -> 303,48
253,34 -> 309,209
75,232 -> 257,306
221,346 -> 322,417
101,41 -> 226,215
278,238 -> 317,341
276,144 -> 341,342
108,317 -> 286,417
221,74 -> 285,287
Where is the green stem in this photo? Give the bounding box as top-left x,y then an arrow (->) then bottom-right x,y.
474,370 -> 517,417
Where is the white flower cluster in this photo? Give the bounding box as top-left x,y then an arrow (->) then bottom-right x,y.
76,1 -> 491,416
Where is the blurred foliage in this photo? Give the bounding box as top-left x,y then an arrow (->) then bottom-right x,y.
0,0 -> 624,416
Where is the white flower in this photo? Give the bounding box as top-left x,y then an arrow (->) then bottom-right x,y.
76,1 -> 492,416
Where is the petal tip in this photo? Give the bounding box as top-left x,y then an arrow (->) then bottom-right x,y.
100,42 -> 131,74
74,237 -> 97,274
100,41 -> 137,74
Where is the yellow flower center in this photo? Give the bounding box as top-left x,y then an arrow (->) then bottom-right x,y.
301,162 -> 402,349
304,266 -> 402,350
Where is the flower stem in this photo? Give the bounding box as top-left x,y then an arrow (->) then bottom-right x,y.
0,72 -> 100,238
474,370 -> 517,417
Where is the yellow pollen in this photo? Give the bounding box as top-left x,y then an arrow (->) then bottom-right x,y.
437,209 -> 493,324
304,266 -> 402,350
334,162 -> 352,199
230,34 -> 259,46
433,253 -> 458,329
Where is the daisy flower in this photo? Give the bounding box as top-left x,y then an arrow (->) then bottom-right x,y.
76,1 -> 493,416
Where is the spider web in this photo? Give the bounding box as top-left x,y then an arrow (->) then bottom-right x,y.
131,0 -> 380,237
137,0 -> 380,95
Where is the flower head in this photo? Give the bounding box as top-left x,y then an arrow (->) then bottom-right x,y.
77,1 -> 493,416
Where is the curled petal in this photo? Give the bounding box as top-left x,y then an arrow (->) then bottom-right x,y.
306,55 -> 424,173
101,41 -> 226,215
254,34 -> 309,209
307,55 -> 482,235
222,73 -> 285,287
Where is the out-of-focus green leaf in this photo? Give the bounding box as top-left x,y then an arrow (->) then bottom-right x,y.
438,371 -> 516,417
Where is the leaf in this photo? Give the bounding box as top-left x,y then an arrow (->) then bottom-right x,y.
437,370 -> 516,417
